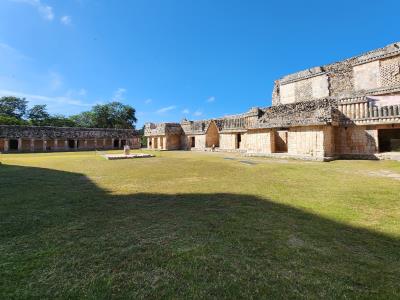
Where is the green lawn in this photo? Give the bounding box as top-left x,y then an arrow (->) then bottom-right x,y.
1,150 -> 400,299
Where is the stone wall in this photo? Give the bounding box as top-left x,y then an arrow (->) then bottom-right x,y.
167,134 -> 181,150
205,122 -> 220,147
335,126 -> 378,155
287,126 -> 328,158
243,129 -> 272,154
256,98 -> 338,129
0,125 -> 138,139
220,133 -> 238,150
273,42 -> 400,105
0,125 -> 140,153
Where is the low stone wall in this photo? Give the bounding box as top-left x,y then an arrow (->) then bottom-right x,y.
0,125 -> 140,153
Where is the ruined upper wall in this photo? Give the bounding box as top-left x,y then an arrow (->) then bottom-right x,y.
273,42 -> 400,105
180,107 -> 262,135
144,123 -> 183,136
255,98 -> 339,129
0,125 -> 138,139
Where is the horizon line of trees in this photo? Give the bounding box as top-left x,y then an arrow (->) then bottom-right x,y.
0,96 -> 138,129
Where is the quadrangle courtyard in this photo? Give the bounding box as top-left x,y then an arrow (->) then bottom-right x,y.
1,150 -> 400,299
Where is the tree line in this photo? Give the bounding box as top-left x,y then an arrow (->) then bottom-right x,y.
0,96 -> 137,129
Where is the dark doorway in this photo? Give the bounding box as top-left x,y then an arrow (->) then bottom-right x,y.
191,137 -> 195,148
68,140 -> 75,149
236,134 -> 242,149
113,139 -> 119,148
9,139 -> 19,150
378,129 -> 400,152
121,140 -> 126,147
275,130 -> 288,153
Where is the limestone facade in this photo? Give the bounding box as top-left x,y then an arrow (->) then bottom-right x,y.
0,125 -> 140,153
144,42 -> 400,160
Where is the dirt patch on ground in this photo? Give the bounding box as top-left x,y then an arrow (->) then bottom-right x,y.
367,170 -> 400,181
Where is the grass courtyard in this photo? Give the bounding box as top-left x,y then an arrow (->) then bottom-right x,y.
1,150 -> 400,299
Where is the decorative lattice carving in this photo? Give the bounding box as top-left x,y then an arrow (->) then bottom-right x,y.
295,79 -> 313,102
380,56 -> 400,87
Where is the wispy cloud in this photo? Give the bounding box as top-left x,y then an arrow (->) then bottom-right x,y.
113,88 -> 126,101
144,98 -> 152,104
156,105 -> 176,114
12,0 -> 54,21
60,15 -> 72,25
0,42 -> 30,61
0,89 -> 93,108
182,108 -> 190,114
78,88 -> 87,96
194,110 -> 203,116
66,88 -> 87,98
49,71 -> 62,90
206,96 -> 215,103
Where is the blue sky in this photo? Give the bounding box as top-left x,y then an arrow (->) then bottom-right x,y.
0,0 -> 399,127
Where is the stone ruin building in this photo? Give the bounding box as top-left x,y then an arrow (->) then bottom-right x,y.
0,125 -> 140,153
145,41 -> 400,160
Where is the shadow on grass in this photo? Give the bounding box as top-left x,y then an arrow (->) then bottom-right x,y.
1,164 -> 400,299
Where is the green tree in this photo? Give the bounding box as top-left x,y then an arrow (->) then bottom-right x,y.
72,102 -> 137,129
27,104 -> 50,126
69,111 -> 96,128
0,96 -> 28,119
91,102 -> 137,129
45,115 -> 77,127
0,115 -> 29,125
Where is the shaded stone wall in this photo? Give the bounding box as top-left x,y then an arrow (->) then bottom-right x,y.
205,122 -> 219,147
0,125 -> 138,139
167,135 -> 181,150
0,125 -> 140,153
335,126 -> 378,155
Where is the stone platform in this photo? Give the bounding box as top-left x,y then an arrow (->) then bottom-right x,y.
104,153 -> 154,160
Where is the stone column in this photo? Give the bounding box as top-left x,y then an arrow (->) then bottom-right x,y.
30,139 -> 35,152
4,139 -> 9,152
111,138 -> 115,149
94,138 -> 98,149
84,139 -> 88,149
18,138 -> 22,152
163,137 -> 167,150
74,139 -> 78,150
103,138 -> 106,149
54,139 -> 58,151
118,139 -> 122,149
43,140 -> 47,152
64,140 -> 68,151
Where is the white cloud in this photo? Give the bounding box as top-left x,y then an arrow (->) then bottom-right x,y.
113,88 -> 126,101
156,105 -> 176,114
60,15 -> 72,25
66,88 -> 87,97
0,42 -> 30,61
194,110 -> 203,116
49,71 -> 62,90
206,96 -> 215,103
182,108 -> 190,114
0,89 -> 92,108
12,0 -> 54,21
144,98 -> 152,104
78,88 -> 87,96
